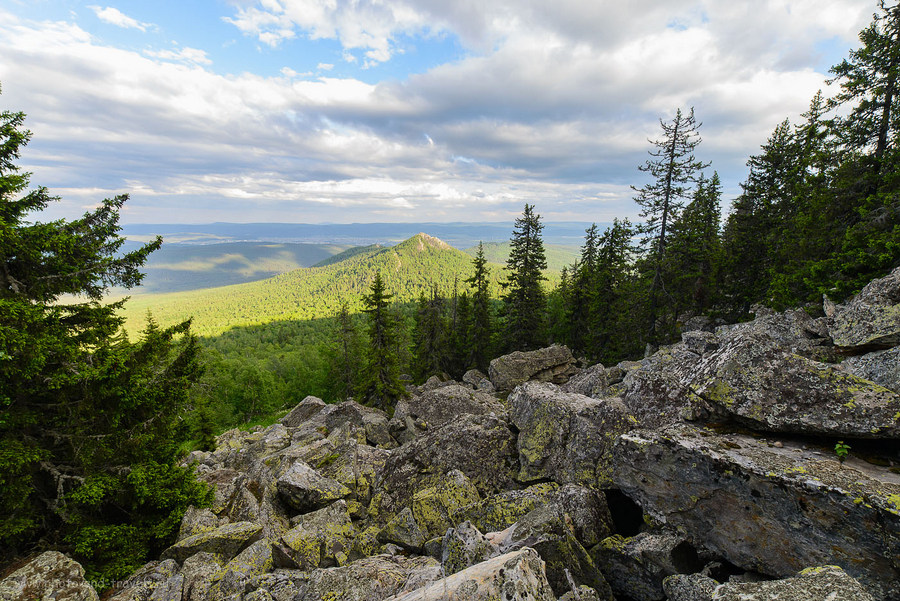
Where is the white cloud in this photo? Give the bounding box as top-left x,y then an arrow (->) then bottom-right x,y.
89,5 -> 153,32
0,2 -> 878,224
144,46 -> 212,66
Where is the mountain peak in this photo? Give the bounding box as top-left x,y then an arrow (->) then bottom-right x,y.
402,232 -> 452,252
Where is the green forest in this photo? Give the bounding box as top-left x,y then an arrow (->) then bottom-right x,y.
2,2 -> 900,585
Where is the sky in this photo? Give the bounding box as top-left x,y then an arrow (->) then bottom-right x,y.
0,0 -> 875,224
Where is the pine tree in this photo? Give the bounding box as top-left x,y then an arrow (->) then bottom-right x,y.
501,204 -> 548,351
632,107 -> 710,343
466,242 -> 494,371
357,271 -> 407,412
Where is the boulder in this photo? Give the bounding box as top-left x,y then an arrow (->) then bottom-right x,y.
661,573 -> 718,601
276,461 -> 351,512
620,345 -> 700,428
713,565 -> 875,601
489,345 -> 578,391
307,439 -> 390,507
841,346 -> 900,392
179,553 -> 224,601
411,469 -> 482,539
298,555 -> 440,601
242,571 -> 309,601
161,521 -> 263,563
208,539 -> 274,598
499,505 -> 613,599
559,587 -> 604,601
0,552 -> 98,601
462,369 -> 495,392
280,395 -> 327,427
394,384 -> 506,432
687,331 -> 900,438
510,382 -> 631,489
441,521 -> 499,574
562,362 -> 632,399
107,560 -> 179,601
716,307 -> 831,353
829,266 -> 900,349
377,506 -> 426,552
177,506 -> 220,541
281,500 -> 356,569
613,425 -> 900,600
455,482 -> 560,534
554,484 -> 615,548
144,574 -> 183,601
591,531 -> 703,601
382,548 -> 557,601
373,413 -> 517,519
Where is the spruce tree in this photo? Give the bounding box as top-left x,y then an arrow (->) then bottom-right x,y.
466,242 -> 494,371
501,204 -> 548,351
592,218 -> 638,362
0,93 -> 209,581
632,107 -> 709,343
357,271 -> 406,412
412,285 -> 447,381
326,301 -> 361,401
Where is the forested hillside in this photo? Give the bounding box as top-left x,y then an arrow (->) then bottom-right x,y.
121,233 -> 506,337
124,241 -> 353,293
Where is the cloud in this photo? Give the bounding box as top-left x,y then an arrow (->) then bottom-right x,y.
144,46 -> 212,66
0,2 -> 877,224
89,5 -> 153,32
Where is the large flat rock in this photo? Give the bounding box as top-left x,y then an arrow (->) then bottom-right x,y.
613,425 -> 900,600
829,266 -> 900,350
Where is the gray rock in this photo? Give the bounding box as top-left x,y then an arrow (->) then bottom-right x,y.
208,539 -> 275,598
687,331 -> 900,438
841,346 -> 900,392
463,369 -> 495,392
161,521 -> 263,563
510,382 -> 631,489
716,307 -> 830,353
441,520 -> 499,574
553,484 -> 615,548
281,395 -> 327,427
281,500 -> 356,569
410,468 -> 482,539
712,565 -> 875,600
244,571 -> 309,601
377,506 -> 426,552
489,344 -> 579,392
613,424 -> 900,600
373,413 -> 517,519
147,574 -> 183,601
177,506 -> 220,541
559,586 -> 603,601
662,573 -> 718,601
591,531 -> 703,601
0,552 -> 98,601
382,548 -> 557,601
455,482 -> 560,534
500,505 -> 614,599
180,553 -> 224,601
829,266 -> 900,349
276,461 -> 351,512
395,384 -> 506,432
299,555 -> 439,601
107,560 -> 179,601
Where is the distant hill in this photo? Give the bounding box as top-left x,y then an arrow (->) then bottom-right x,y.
121,233 -> 507,337
122,241 -> 353,293
464,242 -> 581,274
120,221 -> 601,248
311,244 -> 383,268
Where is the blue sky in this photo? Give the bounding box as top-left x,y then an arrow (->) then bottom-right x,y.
0,0 -> 874,224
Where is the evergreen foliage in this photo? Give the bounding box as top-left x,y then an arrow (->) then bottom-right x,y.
0,96 -> 209,581
357,271 -> 407,412
501,204 -> 548,351
466,242 -> 495,372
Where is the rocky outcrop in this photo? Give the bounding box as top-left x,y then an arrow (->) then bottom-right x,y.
389,384 -> 506,441
276,461 -> 351,512
687,331 -> 900,438
614,424 -> 900,600
161,521 -> 263,563
829,266 -> 900,349
510,382 -> 631,489
841,346 -> 900,391
383,548 -> 557,601
0,551 -> 99,601
489,344 -> 578,391
714,565 -> 875,601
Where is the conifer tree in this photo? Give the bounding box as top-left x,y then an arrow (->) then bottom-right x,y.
501,204 -> 548,351
0,93 -> 209,581
592,218 -> 638,362
357,271 -> 406,412
567,224 -> 600,356
327,301 -> 361,401
466,242 -> 494,371
632,107 -> 709,343
412,285 -> 447,381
